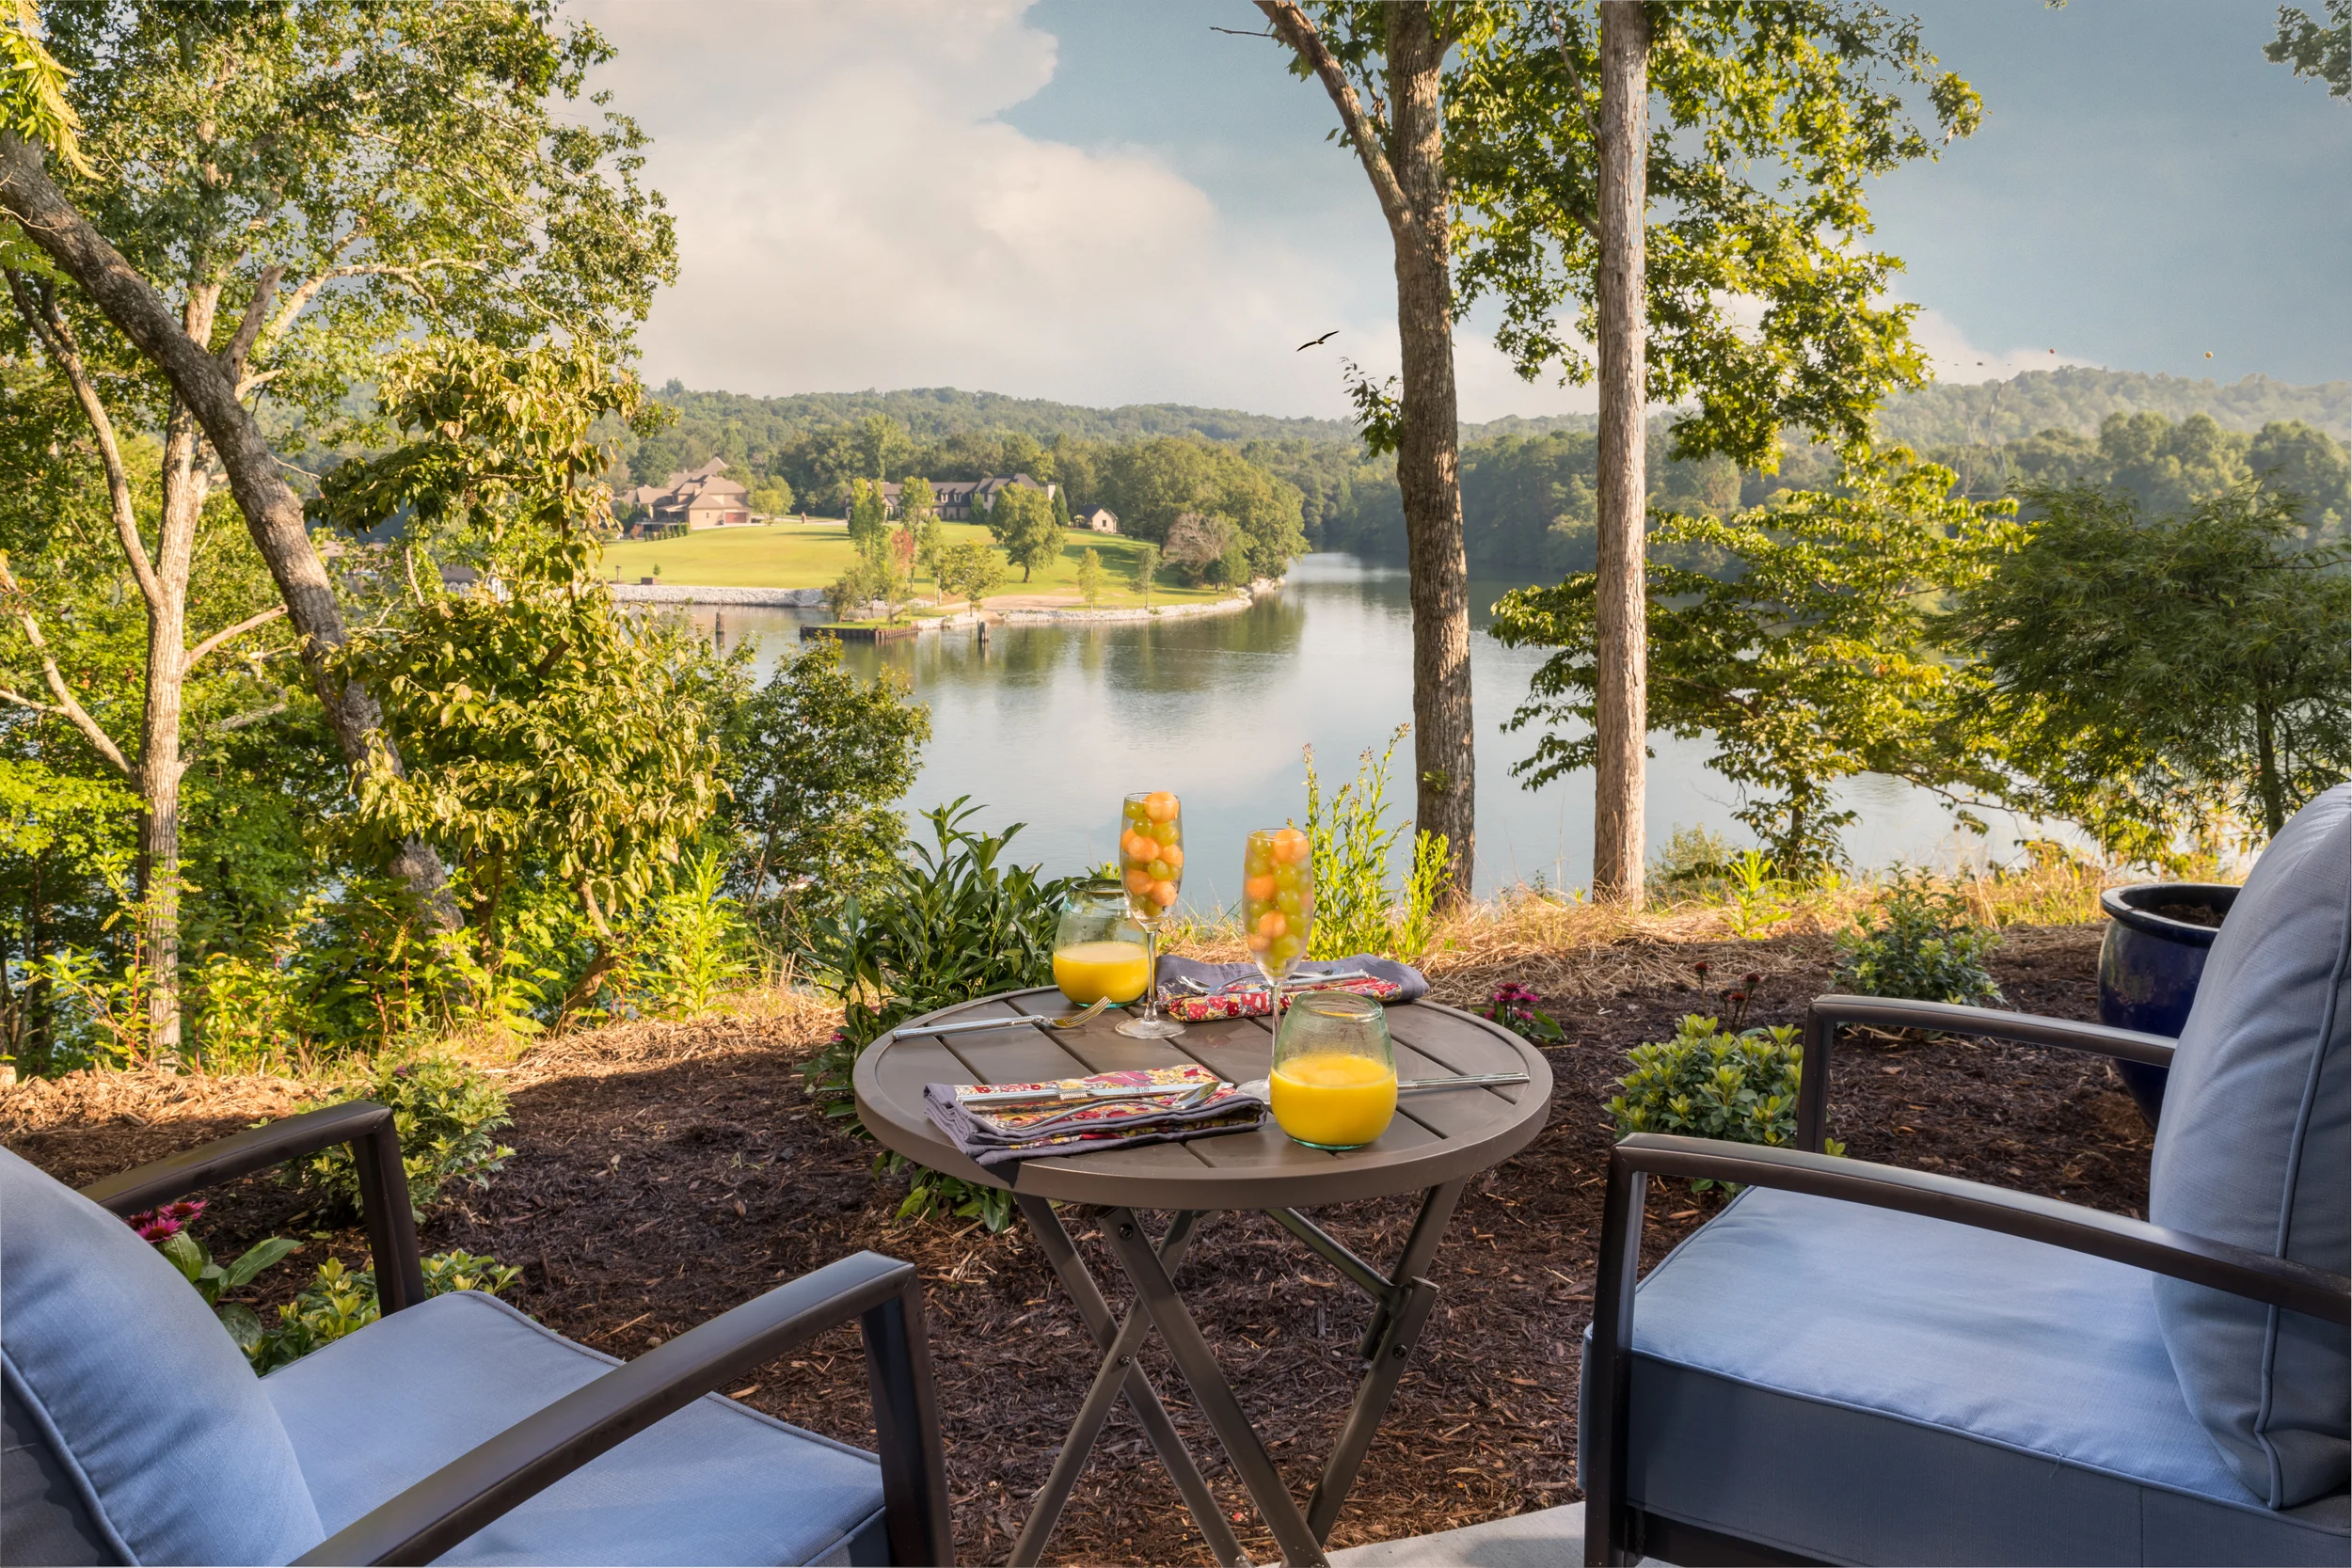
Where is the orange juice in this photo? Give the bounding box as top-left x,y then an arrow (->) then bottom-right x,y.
1053,940 -> 1152,1006
1270,1052 -> 1398,1148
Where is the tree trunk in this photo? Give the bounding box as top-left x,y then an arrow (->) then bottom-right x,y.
0,130 -> 458,926
138,376 -> 211,1057
1388,7 -> 1476,902
1592,1 -> 1652,903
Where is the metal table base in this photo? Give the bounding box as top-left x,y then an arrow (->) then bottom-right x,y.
1008,1180 -> 1468,1568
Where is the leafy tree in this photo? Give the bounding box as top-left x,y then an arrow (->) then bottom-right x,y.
1096,437 -> 1305,574
1492,453 -> 2010,871
2249,420 -> 2350,537
0,0 -> 675,927
823,558 -> 892,623
1053,485 -> 1073,531
1451,0 -> 1978,898
846,479 -> 889,556
987,484 -> 1062,582
748,479 -> 794,518
1075,547 -> 1106,607
1162,512 -> 1233,586
915,515 -> 947,587
2096,411 -> 2250,515
718,638 -> 930,923
2267,0 -> 2350,98
1955,484 -> 2351,861
937,541 -> 1006,610
314,341 -> 716,1015
1134,541 -> 1161,610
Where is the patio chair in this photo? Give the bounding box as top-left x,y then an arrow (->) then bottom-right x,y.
1,1102 -> 954,1566
1581,784 -> 2351,1567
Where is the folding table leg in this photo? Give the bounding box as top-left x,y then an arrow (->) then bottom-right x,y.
1011,1197 -> 1248,1568
1102,1207 -> 1330,1568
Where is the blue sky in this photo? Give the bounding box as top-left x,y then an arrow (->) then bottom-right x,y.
587,0 -> 2347,417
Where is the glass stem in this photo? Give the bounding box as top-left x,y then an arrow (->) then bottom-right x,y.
1140,925 -> 1160,1024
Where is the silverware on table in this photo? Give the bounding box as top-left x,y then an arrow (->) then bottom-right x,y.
891,996 -> 1114,1041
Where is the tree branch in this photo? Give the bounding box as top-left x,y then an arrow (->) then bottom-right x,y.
209,700 -> 288,734
4,268 -> 167,613
220,262 -> 284,381
1255,0 -> 1418,243
246,258 -> 484,379
0,561 -> 134,778
1544,2 -> 1604,241
184,604 -> 288,673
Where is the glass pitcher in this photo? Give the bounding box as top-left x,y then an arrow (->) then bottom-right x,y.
1052,879 -> 1152,1006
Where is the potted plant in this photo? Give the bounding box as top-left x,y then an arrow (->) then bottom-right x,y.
2097,882 -> 2237,1127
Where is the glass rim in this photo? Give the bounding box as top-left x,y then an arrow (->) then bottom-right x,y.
1123,789 -> 1179,803
1283,990 -> 1385,1020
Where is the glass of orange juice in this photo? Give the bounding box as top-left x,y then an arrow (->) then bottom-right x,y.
1052,881 -> 1151,1006
1115,790 -> 1185,1038
1269,991 -> 1397,1150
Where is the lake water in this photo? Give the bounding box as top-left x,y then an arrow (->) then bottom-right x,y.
685,553 -> 2053,909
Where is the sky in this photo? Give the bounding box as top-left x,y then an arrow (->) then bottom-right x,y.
578,0 -> 2350,422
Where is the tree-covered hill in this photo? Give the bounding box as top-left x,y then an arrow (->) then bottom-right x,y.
1875,368 -> 2348,447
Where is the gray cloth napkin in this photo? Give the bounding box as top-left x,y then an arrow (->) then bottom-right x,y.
921,1082 -> 1265,1169
1152,954 -> 1429,1004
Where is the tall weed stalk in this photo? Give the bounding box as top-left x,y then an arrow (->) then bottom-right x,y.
1303,724 -> 1447,959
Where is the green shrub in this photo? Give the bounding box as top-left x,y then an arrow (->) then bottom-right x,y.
135,1202 -> 303,1359
249,1250 -> 523,1372
1608,1016 -> 1843,1188
1836,876 -> 2004,1005
797,800 -> 1081,1232
293,1054 -> 515,1219
1303,723 -> 1449,960
627,848 -> 754,1018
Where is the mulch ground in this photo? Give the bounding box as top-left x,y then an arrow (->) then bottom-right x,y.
4,923 -> 2152,1566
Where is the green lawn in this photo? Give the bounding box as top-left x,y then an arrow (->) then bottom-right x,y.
600,521 -> 1229,607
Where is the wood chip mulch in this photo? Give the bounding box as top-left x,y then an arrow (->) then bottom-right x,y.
4,924 -> 2150,1566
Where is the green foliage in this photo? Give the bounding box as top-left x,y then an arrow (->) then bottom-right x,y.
847,479 -> 890,554
1132,541 -> 1160,608
719,637 -> 930,926
1957,484 -> 2351,859
936,540 -> 1006,608
626,849 -> 753,1017
2267,0 -> 2349,98
151,1222 -> 303,1358
986,484 -> 1062,583
1835,877 -> 2003,1006
823,555 -> 896,622
1450,0 -> 1981,469
798,801 -> 1081,1233
294,1055 -> 514,1219
1075,546 -> 1105,606
1609,1016 -> 1841,1189
1302,724 -> 1449,960
1096,438 -> 1306,579
248,1250 -> 523,1374
1493,452 -> 2011,871
0,2 -> 91,175
748,478 -> 795,517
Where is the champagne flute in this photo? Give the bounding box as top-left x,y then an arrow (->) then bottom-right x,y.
1115,790 -> 1185,1038
1242,827 -> 1315,1019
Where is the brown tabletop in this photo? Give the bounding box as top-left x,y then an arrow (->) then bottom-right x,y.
853,987 -> 1552,1210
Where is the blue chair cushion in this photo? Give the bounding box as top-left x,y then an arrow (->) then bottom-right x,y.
0,1147 -> 325,1566
1580,1187 -> 2351,1566
2147,784 -> 2351,1508
263,1290 -> 888,1566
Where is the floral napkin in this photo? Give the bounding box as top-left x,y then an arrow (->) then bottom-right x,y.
1151,955 -> 1429,1022
921,1063 -> 1264,1168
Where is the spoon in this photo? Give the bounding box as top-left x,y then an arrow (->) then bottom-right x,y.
891,996 -> 1114,1040
1230,1070 -> 1530,1100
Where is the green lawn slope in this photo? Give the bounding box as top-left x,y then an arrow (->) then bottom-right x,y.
598,521 -> 1232,608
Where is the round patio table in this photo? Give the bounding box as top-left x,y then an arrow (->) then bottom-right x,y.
854,987 -> 1552,1568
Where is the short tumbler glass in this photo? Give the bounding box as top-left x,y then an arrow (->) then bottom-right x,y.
1268,991 -> 1398,1150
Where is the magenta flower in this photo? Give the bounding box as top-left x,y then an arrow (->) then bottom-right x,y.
126,1198 -> 206,1243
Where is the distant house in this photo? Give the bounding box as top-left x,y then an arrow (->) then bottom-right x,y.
1071,505 -> 1118,533
625,457 -> 752,533
886,473 -> 1055,521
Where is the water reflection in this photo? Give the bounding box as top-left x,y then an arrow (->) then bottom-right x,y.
683,554 -> 2047,905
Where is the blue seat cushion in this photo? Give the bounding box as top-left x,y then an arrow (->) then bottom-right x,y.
2148,784 -> 2351,1507
0,1148 -> 324,1566
1580,1188 -> 2350,1566
263,1291 -> 887,1566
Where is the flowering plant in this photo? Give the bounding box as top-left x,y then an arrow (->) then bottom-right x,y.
1477,981 -> 1565,1044
126,1207 -> 303,1357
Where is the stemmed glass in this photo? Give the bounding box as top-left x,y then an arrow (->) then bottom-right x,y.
1242,827 -> 1315,1018
1115,790 -> 1185,1038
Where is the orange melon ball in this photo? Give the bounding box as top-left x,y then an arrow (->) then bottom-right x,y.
1244,875 -> 1276,900
1161,844 -> 1184,870
1124,868 -> 1153,895
1256,911 -> 1287,938
1149,879 -> 1179,908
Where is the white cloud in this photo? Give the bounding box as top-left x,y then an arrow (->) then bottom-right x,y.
1905,306 -> 2100,385
577,0 -> 1602,422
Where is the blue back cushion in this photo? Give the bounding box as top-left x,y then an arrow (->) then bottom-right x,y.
0,1148 -> 324,1565
2148,784 -> 2351,1509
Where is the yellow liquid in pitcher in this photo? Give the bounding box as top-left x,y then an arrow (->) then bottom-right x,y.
1270,1052 -> 1399,1148
1053,941 -> 1152,1006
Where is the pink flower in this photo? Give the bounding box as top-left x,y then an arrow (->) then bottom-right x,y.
125,1198 -> 205,1243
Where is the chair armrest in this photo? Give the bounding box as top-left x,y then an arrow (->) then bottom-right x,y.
78,1101 -> 426,1313
1582,1133 -> 2350,1566
1796,995 -> 2177,1153
294,1251 -> 955,1568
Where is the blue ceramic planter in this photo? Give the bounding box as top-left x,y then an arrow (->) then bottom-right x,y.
2097,882 -> 2237,1128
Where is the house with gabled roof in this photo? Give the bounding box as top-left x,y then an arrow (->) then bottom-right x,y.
625,457 -> 753,533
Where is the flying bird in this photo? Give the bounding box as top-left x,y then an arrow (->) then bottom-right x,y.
1296,330 -> 1339,352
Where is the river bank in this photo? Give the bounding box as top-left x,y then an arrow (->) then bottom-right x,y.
612,578 -> 1276,624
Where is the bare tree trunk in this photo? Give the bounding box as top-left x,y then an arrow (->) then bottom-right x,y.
1260,0 -> 1474,901
0,130 -> 458,927
1592,0 -> 1652,903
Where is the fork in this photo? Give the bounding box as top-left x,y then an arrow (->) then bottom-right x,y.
891,995 -> 1115,1040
